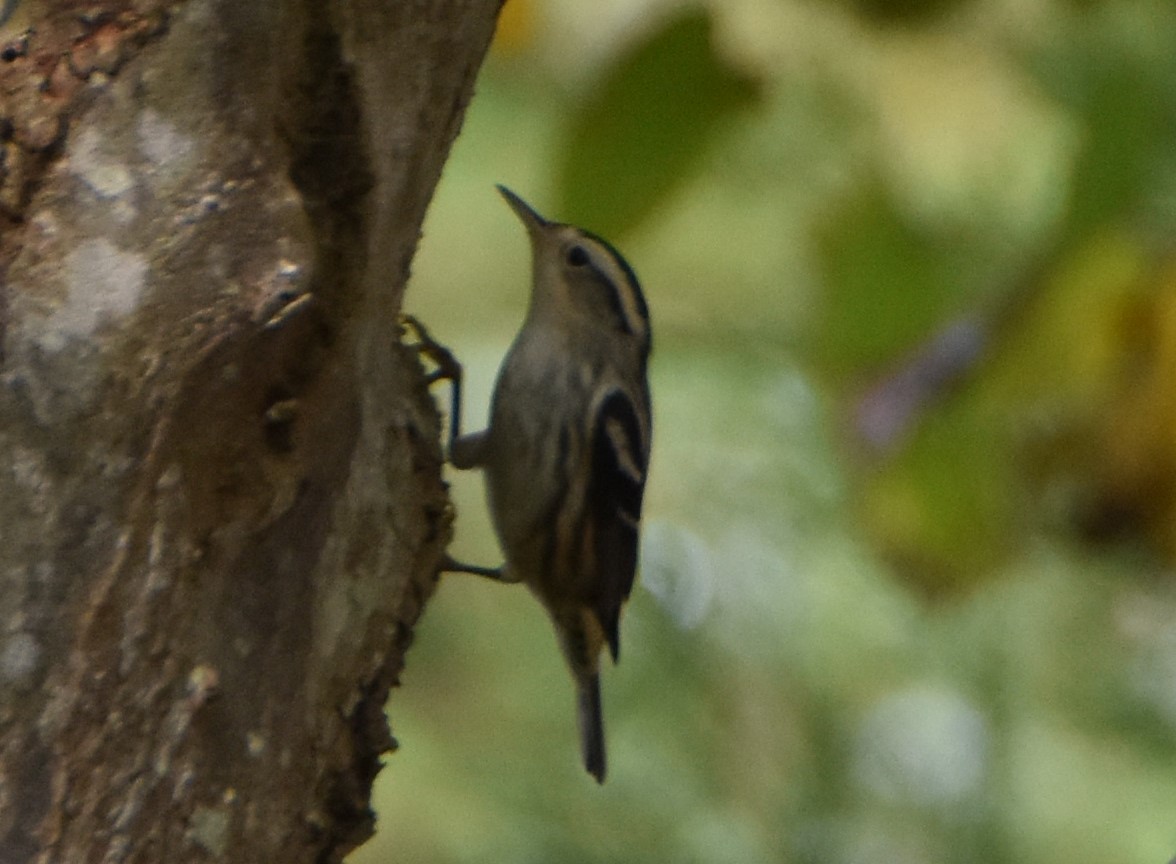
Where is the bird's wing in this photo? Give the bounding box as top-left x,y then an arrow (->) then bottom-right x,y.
586,387 -> 648,662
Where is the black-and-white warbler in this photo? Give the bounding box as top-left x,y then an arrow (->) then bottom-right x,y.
406,185 -> 652,783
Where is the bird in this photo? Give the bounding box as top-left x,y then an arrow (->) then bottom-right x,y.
404,185 -> 652,782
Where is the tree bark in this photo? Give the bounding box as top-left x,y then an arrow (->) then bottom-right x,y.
0,1 -> 501,861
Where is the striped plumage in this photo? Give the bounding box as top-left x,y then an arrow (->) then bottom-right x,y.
449,186 -> 652,783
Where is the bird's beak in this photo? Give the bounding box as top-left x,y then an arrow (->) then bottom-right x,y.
496,185 -> 550,236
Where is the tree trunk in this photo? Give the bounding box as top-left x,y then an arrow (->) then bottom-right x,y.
0,1 -> 501,861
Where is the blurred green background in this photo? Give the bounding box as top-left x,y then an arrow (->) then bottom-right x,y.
355,0 -> 1176,861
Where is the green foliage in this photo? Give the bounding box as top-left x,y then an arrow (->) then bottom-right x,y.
838,0 -> 970,26
814,181 -> 973,375
359,1 -> 1176,863
808,0 -> 1176,588
555,9 -> 758,238
1024,4 -> 1176,241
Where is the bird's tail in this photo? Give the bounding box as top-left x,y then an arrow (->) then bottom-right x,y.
577,673 -> 606,783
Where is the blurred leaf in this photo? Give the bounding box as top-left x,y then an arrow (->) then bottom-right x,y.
1063,65 -> 1175,240
860,393 -> 1017,593
852,231 -> 1147,589
984,231 -> 1143,412
814,182 -> 972,378
1092,261 -> 1176,554
1025,11 -> 1176,242
555,9 -> 758,238
491,0 -> 536,57
841,0 -> 970,26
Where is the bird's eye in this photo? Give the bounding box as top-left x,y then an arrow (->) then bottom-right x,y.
566,246 -> 589,267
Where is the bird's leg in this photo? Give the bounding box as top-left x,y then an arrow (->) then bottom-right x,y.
438,554 -> 524,584
401,314 -> 464,454
402,318 -> 507,580
400,314 -> 490,469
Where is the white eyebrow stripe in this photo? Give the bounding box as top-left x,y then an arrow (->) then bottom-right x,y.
583,237 -> 649,347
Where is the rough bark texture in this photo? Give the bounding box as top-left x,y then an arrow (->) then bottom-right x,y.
0,1 -> 501,861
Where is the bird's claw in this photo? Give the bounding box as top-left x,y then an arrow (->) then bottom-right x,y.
400,314 -> 463,385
